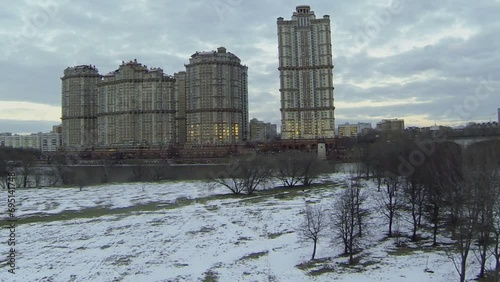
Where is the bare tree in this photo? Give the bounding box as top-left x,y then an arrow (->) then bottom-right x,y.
402,177 -> 426,241
466,146 -> 500,279
332,180 -> 367,264
473,171 -> 497,279
441,160 -> 481,282
378,176 -> 401,237
131,161 -> 147,182
346,167 -> 369,238
0,151 -> 13,189
46,167 -> 60,186
300,153 -> 322,186
274,151 -> 322,188
19,151 -> 36,188
210,155 -> 273,195
422,142 -> 460,246
274,151 -> 306,187
54,158 -> 75,186
1,148 -> 41,188
298,204 -> 326,260
101,156 -> 115,183
152,160 -> 171,182
75,172 -> 89,191
492,194 -> 500,280
33,171 -> 42,188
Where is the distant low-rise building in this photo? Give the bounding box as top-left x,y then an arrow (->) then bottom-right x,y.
337,122 -> 372,137
0,132 -> 62,152
249,118 -> 277,141
338,123 -> 357,138
40,132 -> 61,152
376,119 -> 405,131
52,125 -> 62,134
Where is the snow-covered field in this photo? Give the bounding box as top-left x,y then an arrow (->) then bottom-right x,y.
0,173 -> 474,281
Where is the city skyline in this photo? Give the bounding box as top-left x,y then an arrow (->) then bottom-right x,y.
1,0 -> 500,134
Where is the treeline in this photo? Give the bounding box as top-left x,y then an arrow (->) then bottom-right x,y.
211,131 -> 500,281
208,151 -> 330,195
314,130 -> 500,282
0,147 -> 41,188
0,147 -> 183,187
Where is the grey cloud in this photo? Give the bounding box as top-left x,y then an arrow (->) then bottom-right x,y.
0,0 -> 499,134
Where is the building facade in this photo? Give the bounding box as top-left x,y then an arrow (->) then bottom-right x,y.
278,5 -> 335,140
96,60 -> 176,147
0,132 -> 62,152
337,123 -> 358,138
338,122 -> 372,137
61,48 -> 249,150
376,119 -> 405,131
61,65 -> 100,149
249,118 -> 278,142
185,47 -> 248,146
174,71 -> 188,145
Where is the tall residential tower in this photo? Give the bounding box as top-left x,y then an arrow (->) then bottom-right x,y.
61,65 -> 100,149
96,60 -> 176,147
185,47 -> 248,145
278,5 -> 335,139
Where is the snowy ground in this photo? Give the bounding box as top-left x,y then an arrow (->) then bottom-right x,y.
0,173 -> 479,281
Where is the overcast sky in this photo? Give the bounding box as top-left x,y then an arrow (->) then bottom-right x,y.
1,0 -> 499,134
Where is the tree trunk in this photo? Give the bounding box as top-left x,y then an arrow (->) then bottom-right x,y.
496,261 -> 500,280
311,239 -> 317,260
479,252 -> 486,278
349,230 -> 354,264
357,204 -> 363,238
432,204 -> 439,246
478,232 -> 489,279
460,258 -> 467,282
417,209 -> 422,227
388,210 -> 393,237
358,216 -> 363,238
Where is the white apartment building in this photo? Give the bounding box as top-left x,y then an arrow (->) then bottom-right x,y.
0,132 -> 61,152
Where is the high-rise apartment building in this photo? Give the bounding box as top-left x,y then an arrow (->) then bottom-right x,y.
97,60 -> 176,147
185,47 -> 248,145
278,5 -> 335,140
174,71 -> 187,145
61,65 -> 100,149
62,48 -> 248,150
